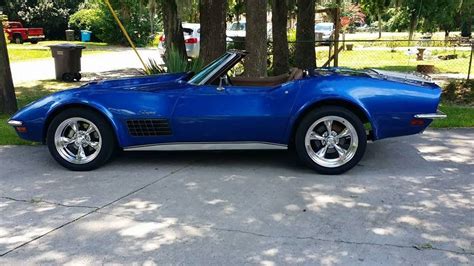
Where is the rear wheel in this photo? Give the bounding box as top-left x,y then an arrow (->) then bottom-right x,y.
295,106 -> 367,175
73,73 -> 82,81
47,108 -> 116,171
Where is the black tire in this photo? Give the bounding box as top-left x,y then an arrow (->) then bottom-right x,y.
62,73 -> 75,82
74,73 -> 82,81
47,108 -> 117,171
295,106 -> 367,175
14,35 -> 23,44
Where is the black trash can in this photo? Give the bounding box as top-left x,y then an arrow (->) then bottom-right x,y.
48,43 -> 85,82
65,29 -> 75,41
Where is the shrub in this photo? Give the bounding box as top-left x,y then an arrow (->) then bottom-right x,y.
68,9 -> 106,42
442,80 -> 474,105
68,0 -> 157,46
143,47 -> 204,75
95,1 -> 155,46
142,58 -> 166,75
164,47 -> 191,73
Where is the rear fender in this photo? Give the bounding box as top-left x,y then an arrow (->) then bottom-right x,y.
287,96 -> 377,142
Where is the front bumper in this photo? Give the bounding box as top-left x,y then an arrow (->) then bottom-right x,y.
414,111 -> 447,119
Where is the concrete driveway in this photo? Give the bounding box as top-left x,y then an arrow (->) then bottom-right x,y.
0,129 -> 472,265
10,48 -> 163,85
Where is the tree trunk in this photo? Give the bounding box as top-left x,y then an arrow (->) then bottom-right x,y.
148,0 -> 157,34
295,0 -> 316,69
271,0 -> 289,75
0,23 -> 17,114
377,11 -> 382,39
162,0 -> 186,58
244,0 -> 267,77
408,10 -> 418,41
461,9 -> 473,38
199,0 -> 228,65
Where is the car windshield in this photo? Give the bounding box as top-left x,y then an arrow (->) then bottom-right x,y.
183,28 -> 193,36
8,22 -> 22,28
230,23 -> 245,31
188,53 -> 234,85
315,24 -> 333,31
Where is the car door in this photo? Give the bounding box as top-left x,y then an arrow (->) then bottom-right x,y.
171,82 -> 298,144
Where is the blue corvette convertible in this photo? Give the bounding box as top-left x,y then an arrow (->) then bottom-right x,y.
8,51 -> 445,174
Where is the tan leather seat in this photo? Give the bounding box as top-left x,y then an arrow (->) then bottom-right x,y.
231,73 -> 290,87
288,68 -> 303,82
229,68 -> 303,87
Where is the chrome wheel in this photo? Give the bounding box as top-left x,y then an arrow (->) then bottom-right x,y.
54,117 -> 102,165
304,116 -> 358,168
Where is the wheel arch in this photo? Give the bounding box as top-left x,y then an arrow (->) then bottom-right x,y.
43,103 -> 122,147
288,98 -> 377,144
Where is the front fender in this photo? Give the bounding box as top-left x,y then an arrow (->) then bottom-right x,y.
44,99 -> 125,146
9,92 -> 124,145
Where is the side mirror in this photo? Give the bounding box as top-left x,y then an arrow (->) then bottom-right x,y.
217,76 -> 226,91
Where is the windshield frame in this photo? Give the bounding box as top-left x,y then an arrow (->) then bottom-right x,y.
188,52 -> 237,85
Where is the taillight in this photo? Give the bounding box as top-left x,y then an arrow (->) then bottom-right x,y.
16,126 -> 27,133
410,118 -> 425,126
159,35 -> 165,42
185,37 -> 198,44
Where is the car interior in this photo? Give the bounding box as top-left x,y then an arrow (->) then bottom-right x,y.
230,68 -> 304,87
218,68 -> 304,87
202,51 -> 305,88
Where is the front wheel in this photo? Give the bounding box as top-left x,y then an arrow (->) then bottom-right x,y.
295,106 -> 367,175
47,108 -> 116,171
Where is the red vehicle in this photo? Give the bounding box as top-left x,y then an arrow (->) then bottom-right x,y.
3,21 -> 45,44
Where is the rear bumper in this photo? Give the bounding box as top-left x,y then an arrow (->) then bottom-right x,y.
28,35 -> 45,40
414,111 -> 447,119
7,120 -> 23,126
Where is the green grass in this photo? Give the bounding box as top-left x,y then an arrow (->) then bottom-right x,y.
7,41 -> 120,62
0,114 -> 34,145
431,104 -> 474,128
0,80 -> 82,145
320,50 -> 471,74
7,49 -> 52,61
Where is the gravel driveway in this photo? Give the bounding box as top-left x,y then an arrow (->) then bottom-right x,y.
0,129 -> 472,265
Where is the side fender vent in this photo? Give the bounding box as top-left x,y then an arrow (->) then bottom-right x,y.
126,119 -> 172,136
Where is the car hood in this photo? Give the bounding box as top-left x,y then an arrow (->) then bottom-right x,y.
81,72 -> 191,92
